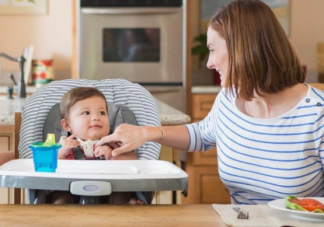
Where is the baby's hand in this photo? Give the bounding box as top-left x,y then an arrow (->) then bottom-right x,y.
109,141 -> 121,150
93,145 -> 113,160
58,134 -> 80,159
77,139 -> 98,157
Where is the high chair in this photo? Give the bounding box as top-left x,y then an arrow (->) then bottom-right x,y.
4,79 -> 171,204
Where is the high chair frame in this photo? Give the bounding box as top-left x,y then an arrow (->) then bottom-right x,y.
10,79 -> 164,205
14,112 -> 21,204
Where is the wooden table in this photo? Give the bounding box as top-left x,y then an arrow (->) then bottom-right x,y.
0,204 -> 227,227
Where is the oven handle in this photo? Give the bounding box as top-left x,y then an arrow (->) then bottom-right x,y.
81,7 -> 181,15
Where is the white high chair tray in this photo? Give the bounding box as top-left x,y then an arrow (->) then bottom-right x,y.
0,159 -> 188,192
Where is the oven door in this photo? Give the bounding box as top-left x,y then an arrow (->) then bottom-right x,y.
79,8 -> 183,84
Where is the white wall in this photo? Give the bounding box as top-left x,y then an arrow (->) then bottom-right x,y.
289,0 -> 324,74
0,0 -> 72,81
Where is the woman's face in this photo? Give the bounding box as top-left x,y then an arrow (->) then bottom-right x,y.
206,27 -> 229,87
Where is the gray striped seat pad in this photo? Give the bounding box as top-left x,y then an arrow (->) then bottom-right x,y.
19,79 -> 161,160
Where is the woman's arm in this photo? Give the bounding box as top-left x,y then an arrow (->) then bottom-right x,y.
145,125 -> 190,150
96,94 -> 220,157
95,124 -> 190,157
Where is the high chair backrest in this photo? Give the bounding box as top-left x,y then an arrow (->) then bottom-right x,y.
19,79 -> 161,160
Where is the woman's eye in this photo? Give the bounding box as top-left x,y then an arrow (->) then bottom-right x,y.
99,111 -> 106,115
82,111 -> 90,115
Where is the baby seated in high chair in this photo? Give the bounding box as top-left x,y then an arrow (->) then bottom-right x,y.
49,87 -> 143,205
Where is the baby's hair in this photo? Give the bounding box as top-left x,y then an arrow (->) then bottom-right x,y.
60,87 -> 108,119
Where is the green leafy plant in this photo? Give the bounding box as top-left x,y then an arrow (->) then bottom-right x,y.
191,33 -> 208,68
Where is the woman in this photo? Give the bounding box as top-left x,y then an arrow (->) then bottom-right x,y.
96,0 -> 324,204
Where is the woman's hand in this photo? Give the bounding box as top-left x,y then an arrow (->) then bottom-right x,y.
95,124 -> 146,157
58,134 -> 80,159
93,145 -> 113,160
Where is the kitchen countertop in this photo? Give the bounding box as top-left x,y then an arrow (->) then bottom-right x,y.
0,96 -> 26,125
0,96 -> 191,126
191,86 -> 222,94
157,98 -> 191,125
0,85 -> 37,95
4,85 -> 223,95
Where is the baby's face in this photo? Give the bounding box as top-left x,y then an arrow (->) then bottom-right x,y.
64,96 -> 110,140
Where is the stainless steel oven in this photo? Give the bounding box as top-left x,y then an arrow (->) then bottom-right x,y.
78,0 -> 187,112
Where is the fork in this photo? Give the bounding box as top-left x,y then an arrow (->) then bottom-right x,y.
233,206 -> 249,219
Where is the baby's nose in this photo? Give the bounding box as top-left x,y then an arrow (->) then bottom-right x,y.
92,114 -> 100,120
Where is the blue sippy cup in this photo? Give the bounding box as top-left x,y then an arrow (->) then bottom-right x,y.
29,134 -> 62,172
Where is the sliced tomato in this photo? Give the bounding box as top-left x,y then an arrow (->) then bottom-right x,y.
289,198 -> 324,212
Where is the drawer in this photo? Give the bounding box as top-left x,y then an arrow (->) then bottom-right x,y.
192,94 -> 217,119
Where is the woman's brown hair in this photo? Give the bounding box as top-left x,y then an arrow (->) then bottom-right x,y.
209,0 -> 305,100
60,87 -> 108,119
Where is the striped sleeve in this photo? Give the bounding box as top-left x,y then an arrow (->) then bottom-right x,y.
185,96 -> 218,152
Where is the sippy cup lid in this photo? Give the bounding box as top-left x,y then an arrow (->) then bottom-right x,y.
29,133 -> 61,148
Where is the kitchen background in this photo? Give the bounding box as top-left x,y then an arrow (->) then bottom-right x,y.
0,0 -> 324,205
0,0 -> 324,108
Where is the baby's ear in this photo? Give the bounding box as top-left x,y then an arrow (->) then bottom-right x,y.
61,119 -> 71,132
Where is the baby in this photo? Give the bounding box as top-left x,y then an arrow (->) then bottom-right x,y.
50,87 -> 142,204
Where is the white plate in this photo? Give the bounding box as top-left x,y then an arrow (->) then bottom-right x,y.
268,197 -> 324,222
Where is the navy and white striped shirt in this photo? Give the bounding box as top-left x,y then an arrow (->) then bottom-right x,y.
186,84 -> 324,204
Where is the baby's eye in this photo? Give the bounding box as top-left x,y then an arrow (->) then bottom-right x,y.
82,111 -> 90,115
99,111 -> 106,115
